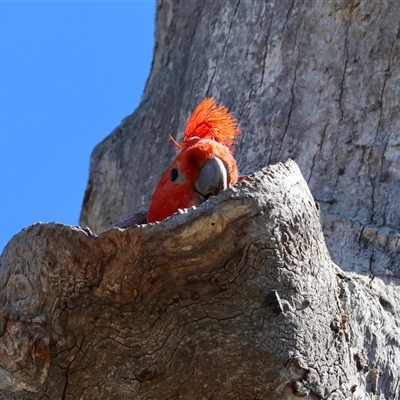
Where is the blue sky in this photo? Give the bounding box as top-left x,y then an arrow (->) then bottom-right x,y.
0,2 -> 155,252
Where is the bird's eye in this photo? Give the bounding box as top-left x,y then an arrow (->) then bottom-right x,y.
170,167 -> 179,182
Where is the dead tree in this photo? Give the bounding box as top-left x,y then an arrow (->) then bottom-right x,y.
3,161 -> 397,399
2,1 -> 400,399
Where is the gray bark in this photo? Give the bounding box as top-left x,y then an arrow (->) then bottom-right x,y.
80,0 -> 400,281
2,161 -> 398,399
2,0 -> 400,398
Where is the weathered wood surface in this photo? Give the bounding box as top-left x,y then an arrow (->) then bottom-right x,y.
3,161 -> 397,399
80,0 -> 400,282
3,0 -> 400,398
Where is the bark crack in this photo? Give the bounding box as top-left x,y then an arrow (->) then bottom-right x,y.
322,17 -> 352,208
61,367 -> 69,400
282,0 -> 294,35
369,38 -> 395,226
337,19 -> 351,129
279,40 -> 299,153
308,120 -> 329,184
206,0 -> 240,96
257,9 -> 274,93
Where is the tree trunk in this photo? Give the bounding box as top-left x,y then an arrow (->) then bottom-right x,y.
2,0 -> 400,398
2,161 -> 396,400
80,0 -> 400,282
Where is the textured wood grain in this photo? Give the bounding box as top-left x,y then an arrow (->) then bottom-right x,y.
2,161 -> 399,399
3,0 -> 400,398
80,0 -> 400,282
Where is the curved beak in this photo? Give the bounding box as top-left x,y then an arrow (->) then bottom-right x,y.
195,157 -> 228,202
